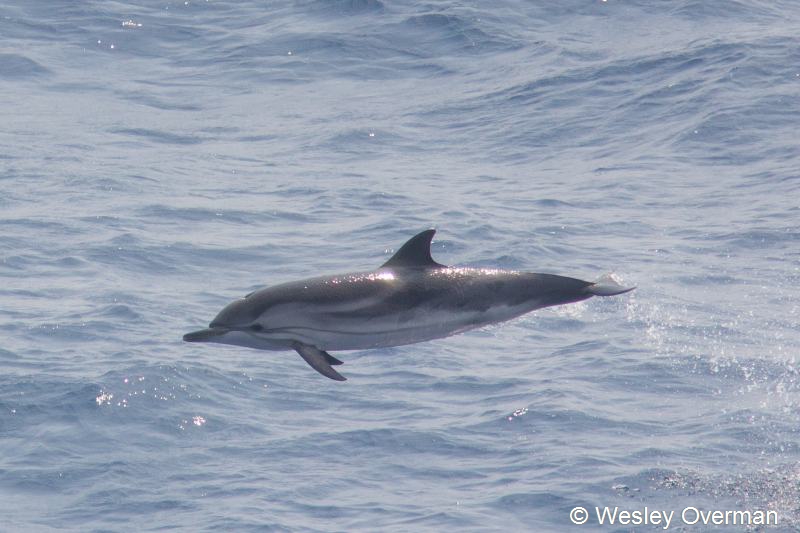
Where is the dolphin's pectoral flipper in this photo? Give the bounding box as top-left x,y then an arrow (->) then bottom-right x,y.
324,352 -> 344,366
292,342 -> 347,381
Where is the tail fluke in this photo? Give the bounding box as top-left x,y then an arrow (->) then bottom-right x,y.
585,274 -> 635,297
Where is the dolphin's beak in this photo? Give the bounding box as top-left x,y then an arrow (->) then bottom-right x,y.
183,327 -> 228,342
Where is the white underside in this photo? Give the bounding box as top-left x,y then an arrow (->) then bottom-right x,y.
209,301 -> 542,352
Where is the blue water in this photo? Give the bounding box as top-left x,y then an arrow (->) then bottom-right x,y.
2,1 -> 799,531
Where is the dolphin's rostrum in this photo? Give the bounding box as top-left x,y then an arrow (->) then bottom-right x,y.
184,230 -> 634,381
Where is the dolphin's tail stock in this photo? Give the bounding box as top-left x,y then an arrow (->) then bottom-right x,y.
585,274 -> 635,297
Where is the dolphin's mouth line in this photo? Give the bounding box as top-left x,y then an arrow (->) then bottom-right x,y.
183,327 -> 229,342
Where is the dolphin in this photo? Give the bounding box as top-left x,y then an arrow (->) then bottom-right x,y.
183,230 -> 634,381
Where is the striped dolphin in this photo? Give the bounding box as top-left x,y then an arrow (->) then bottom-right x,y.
183,230 -> 634,381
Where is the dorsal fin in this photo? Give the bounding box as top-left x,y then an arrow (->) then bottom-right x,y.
381,229 -> 445,269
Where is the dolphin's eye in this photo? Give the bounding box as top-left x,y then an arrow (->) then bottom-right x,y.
250,324 -> 264,332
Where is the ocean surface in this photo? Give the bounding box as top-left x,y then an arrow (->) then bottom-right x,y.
2,1 -> 799,531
